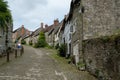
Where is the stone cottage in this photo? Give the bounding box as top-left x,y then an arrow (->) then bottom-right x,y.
0,22 -> 13,54
22,35 -> 32,45
65,0 -> 84,65
0,27 -> 6,54
54,22 -> 62,47
62,15 -> 73,58
44,24 -> 53,45
31,23 -> 45,46
12,25 -> 31,43
48,19 -> 59,46
69,0 -> 120,79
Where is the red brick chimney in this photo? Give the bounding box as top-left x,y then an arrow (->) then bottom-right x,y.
21,25 -> 25,35
54,19 -> 59,26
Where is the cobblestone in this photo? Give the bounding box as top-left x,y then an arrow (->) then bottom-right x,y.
0,46 -> 97,80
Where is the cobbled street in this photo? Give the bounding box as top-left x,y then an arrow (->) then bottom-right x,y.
0,46 -> 97,80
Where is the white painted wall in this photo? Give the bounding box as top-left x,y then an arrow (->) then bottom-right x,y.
64,21 -> 72,55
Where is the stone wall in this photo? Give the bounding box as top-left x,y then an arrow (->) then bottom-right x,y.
82,0 -> 120,40
71,0 -> 84,65
83,35 -> 120,80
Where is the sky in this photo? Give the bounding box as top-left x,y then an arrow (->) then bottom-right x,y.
6,0 -> 71,31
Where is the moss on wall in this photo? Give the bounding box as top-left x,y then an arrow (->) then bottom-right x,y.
83,34 -> 120,80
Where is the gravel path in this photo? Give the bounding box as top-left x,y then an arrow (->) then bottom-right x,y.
0,46 -> 97,80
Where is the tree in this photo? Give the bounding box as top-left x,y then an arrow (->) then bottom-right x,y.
0,0 -> 12,29
35,32 -> 47,48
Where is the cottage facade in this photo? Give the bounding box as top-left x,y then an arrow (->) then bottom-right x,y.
47,19 -> 59,47
66,0 -> 120,79
31,23 -> 45,46
0,23 -> 13,53
63,19 -> 73,58
12,25 -> 30,43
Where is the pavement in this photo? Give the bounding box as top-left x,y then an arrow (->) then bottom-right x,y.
0,46 -> 97,80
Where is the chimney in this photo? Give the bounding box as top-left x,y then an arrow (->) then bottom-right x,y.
45,24 -> 48,28
41,22 -> 44,28
21,25 -> 25,35
54,18 -> 59,26
21,25 -> 24,28
64,15 -> 67,18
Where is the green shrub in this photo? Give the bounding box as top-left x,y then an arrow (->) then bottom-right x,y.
55,43 -> 59,49
46,45 -> 53,49
35,32 -> 47,48
37,39 -> 46,47
29,41 -> 33,45
95,69 -> 100,77
58,44 -> 66,57
21,39 -> 26,44
77,62 -> 85,67
77,61 -> 85,71
100,36 -> 110,43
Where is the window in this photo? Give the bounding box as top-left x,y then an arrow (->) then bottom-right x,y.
70,25 -> 73,32
69,33 -> 72,40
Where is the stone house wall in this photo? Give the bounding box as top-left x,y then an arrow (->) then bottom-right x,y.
48,32 -> 54,46
65,0 -> 120,79
82,0 -> 120,40
32,35 -> 39,46
8,24 -> 13,48
70,0 -> 84,65
25,37 -> 30,45
58,30 -> 64,45
83,36 -> 120,80
0,28 -> 6,52
45,32 -> 49,44
54,26 -> 60,46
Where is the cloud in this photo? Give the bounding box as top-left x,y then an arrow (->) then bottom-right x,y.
6,0 -> 71,31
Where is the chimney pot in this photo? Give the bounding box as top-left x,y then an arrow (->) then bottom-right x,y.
41,22 -> 44,28
45,24 -> 48,28
54,18 -> 59,26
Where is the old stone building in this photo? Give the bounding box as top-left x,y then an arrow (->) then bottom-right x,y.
22,35 -> 32,45
54,22 -> 62,47
0,22 -> 13,54
82,0 -> 120,39
31,23 -> 45,46
62,15 -> 73,58
58,20 -> 65,45
82,0 -> 120,80
68,0 -> 120,80
66,0 -> 84,65
12,25 -> 31,43
48,19 -> 59,46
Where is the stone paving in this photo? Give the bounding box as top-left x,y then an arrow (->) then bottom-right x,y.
0,46 -> 97,80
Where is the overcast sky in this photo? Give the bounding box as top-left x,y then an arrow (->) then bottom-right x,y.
6,0 -> 71,31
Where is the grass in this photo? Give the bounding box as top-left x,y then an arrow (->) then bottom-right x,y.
47,49 -> 97,80
48,49 -> 81,73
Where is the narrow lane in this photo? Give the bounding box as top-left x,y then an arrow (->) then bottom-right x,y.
0,46 -> 97,80
0,46 -> 64,80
